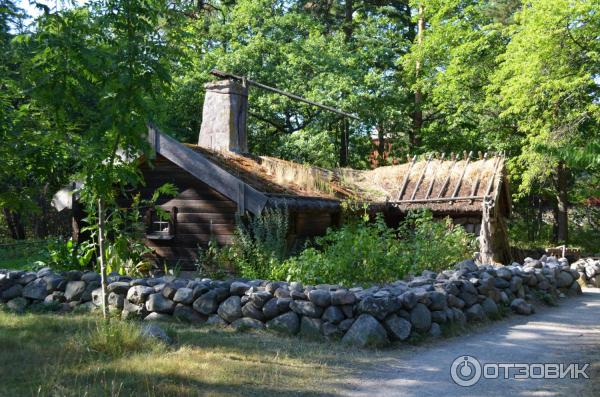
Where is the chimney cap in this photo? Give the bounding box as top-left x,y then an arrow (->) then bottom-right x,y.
204,79 -> 247,96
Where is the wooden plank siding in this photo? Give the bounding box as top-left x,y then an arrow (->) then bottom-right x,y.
138,155 -> 239,268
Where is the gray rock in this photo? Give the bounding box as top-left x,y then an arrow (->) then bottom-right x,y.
231,317 -> 264,331
127,285 -> 154,304
427,291 -> 447,311
290,290 -> 307,300
429,322 -> 442,338
465,303 -> 486,322
36,267 -> 54,278
496,267 -> 513,280
107,281 -> 130,295
339,318 -> 355,332
44,291 -> 66,304
141,323 -> 172,344
322,321 -> 342,338
145,293 -> 175,313
22,278 -> 48,300
1,284 -> 22,300
308,289 -> 331,307
457,259 -> 478,272
556,271 -> 574,288
64,281 -> 87,301
206,314 -> 228,327
266,311 -> 300,335
43,274 -> 65,292
481,297 -> 499,317
173,304 -> 206,323
331,290 -> 356,305
431,310 -> 447,324
447,294 -> 465,309
81,272 -> 101,283
218,296 -> 243,323
384,314 -> 412,341
91,288 -> 104,306
400,291 -> 417,309
458,291 -> 478,307
144,312 -> 173,322
300,316 -> 323,339
250,291 -> 273,308
410,303 -> 432,332
322,305 -> 345,324
242,302 -> 266,321
230,281 -> 250,296
290,300 -> 323,318
510,276 -> 523,293
567,282 -> 582,297
357,295 -> 401,320
122,299 -> 147,319
18,272 -> 38,285
80,281 -> 99,302
510,298 -> 533,315
193,289 -> 226,315
108,292 -> 125,309
7,297 -> 28,312
342,314 -> 389,348
162,284 -> 178,299
262,298 -> 280,320
173,287 -> 194,304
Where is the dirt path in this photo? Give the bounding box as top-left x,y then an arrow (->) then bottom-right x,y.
346,288 -> 600,397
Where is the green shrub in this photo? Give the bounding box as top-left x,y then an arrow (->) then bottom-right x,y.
273,210 -> 475,286
198,208 -> 289,280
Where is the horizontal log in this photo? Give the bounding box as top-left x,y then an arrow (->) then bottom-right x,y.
176,223 -> 236,235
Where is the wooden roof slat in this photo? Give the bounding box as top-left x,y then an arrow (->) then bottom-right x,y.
437,155 -> 458,199
396,155 -> 417,201
485,154 -> 503,198
425,153 -> 445,199
410,154 -> 433,201
449,151 -> 473,203
469,152 -> 488,203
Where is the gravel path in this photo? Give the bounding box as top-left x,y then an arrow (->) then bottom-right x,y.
347,288 -> 600,397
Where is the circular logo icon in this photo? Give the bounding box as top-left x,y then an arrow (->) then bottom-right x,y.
450,355 -> 482,387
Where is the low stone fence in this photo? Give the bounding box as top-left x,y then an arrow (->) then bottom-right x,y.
0,255 -> 584,347
571,257 -> 600,287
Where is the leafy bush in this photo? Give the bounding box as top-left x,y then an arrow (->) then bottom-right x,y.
196,208 -> 289,279
273,210 -> 475,286
44,237 -> 96,271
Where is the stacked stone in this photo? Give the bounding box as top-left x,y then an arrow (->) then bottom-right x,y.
571,258 -> 600,287
0,256 -> 584,348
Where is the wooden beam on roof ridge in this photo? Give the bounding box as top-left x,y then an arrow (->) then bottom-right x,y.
449,151 -> 473,204
146,123 -> 269,215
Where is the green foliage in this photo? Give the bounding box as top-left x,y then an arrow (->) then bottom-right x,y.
273,210 -> 475,286
197,208 -> 290,280
45,237 -> 96,271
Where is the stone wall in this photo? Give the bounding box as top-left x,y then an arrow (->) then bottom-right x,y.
571,257 -> 600,288
0,255 -> 584,348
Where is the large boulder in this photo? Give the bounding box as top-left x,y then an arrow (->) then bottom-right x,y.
556,271 -> 574,288
290,300 -> 323,318
331,290 -> 356,305
341,314 -> 389,348
193,288 -> 228,315
229,281 -> 250,296
7,297 -> 28,313
231,317 -> 264,331
127,285 -> 154,304
217,296 -> 243,323
64,281 -> 87,301
307,289 -> 331,307
22,278 -> 48,301
510,298 -> 533,315
356,295 -> 401,320
481,297 -> 499,318
1,284 -> 22,300
465,303 -> 486,322
266,311 -> 300,335
242,302 -> 265,321
108,292 -> 125,309
322,305 -> 345,324
141,323 -> 172,344
410,303 -> 432,332
145,293 -> 175,314
172,287 -> 194,304
173,304 -> 206,324
384,314 -> 412,341
300,316 -> 323,339
107,281 -> 130,295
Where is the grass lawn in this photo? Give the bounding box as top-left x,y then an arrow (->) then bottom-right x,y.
0,310 -> 378,397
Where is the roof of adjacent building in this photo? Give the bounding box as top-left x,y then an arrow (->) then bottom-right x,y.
148,125 -> 511,216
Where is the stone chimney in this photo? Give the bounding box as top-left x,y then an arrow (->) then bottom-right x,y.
198,80 -> 248,153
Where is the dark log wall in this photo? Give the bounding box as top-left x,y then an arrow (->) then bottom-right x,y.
140,155 -> 237,269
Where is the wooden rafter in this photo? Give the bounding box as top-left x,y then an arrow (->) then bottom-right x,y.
449,151 -> 473,203
437,153 -> 458,199
396,155 -> 417,201
469,152 -> 488,204
424,153 -> 445,199
410,154 -> 432,201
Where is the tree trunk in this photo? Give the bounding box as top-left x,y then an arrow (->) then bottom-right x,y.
3,208 -> 26,240
339,118 -> 349,167
338,0 -> 353,167
410,3 -> 425,151
555,161 -> 569,243
377,126 -> 385,158
97,199 -> 109,321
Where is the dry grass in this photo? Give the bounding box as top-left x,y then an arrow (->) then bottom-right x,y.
0,310 -> 375,397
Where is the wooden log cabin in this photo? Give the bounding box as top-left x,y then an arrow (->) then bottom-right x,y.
54,79 -> 513,269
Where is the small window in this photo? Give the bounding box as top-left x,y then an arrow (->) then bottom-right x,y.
145,207 -> 177,240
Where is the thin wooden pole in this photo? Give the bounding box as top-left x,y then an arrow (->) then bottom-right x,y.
485,154 -> 503,198
391,195 -> 487,204
210,69 -> 359,120
97,199 -> 109,321
397,155 -> 417,201
410,154 -> 432,201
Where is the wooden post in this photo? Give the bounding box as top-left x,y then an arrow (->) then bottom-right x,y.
97,199 -> 109,321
